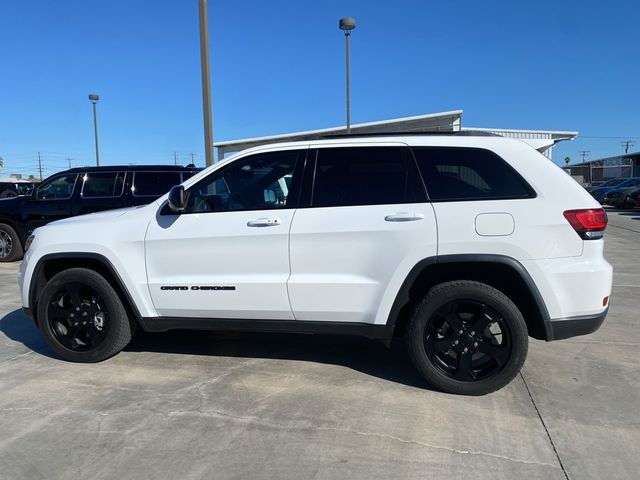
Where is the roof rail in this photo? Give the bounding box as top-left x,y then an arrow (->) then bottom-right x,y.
313,130 -> 500,140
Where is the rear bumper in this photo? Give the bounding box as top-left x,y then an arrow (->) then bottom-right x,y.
545,307 -> 608,341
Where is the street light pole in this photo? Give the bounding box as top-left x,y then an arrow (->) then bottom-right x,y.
339,18 -> 356,134
88,94 -> 100,166
198,0 -> 214,166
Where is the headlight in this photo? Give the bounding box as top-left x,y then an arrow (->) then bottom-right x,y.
24,235 -> 35,252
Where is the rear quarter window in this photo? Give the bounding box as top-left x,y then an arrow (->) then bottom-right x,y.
132,171 -> 182,197
412,147 -> 535,201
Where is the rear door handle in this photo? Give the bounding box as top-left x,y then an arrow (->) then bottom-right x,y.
247,218 -> 282,227
384,213 -> 424,222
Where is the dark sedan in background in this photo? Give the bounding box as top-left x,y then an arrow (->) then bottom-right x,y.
603,178 -> 640,208
590,177 -> 640,204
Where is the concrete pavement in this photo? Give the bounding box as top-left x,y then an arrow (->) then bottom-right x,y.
0,209 -> 638,479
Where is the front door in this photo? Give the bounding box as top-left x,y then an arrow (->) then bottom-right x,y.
23,172 -> 79,234
145,148 -> 306,319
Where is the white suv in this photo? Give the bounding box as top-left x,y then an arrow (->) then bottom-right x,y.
18,134 -> 612,395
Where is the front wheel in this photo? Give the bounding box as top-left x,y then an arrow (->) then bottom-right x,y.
36,268 -> 135,362
0,223 -> 23,262
406,280 -> 528,395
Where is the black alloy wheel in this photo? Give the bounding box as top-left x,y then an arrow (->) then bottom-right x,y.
37,268 -> 135,362
406,280 -> 528,395
424,300 -> 511,382
47,282 -> 109,351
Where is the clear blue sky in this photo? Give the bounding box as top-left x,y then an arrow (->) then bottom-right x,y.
1,0 -> 639,178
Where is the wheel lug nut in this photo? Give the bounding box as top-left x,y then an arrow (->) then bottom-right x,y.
470,331 -> 475,336
453,340 -> 459,345
458,330 -> 463,335
76,307 -> 80,311
463,347 -> 468,353
473,342 -> 478,348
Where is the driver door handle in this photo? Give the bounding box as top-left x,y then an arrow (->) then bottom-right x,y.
247,218 -> 282,227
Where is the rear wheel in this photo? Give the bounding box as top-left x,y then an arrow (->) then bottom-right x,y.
406,280 -> 528,395
37,268 -> 135,362
0,223 -> 23,262
0,190 -> 17,198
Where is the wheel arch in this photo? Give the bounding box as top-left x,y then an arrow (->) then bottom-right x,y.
29,253 -> 143,326
387,254 -> 551,341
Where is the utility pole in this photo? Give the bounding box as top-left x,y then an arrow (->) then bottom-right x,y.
579,150 -> 590,163
190,153 -> 195,164
579,150 -> 591,184
621,140 -> 635,154
198,0 -> 214,166
66,157 -> 73,169
37,152 -> 43,180
173,151 -> 178,165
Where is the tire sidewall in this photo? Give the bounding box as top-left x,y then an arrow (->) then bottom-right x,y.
37,268 -> 131,362
408,281 -> 528,395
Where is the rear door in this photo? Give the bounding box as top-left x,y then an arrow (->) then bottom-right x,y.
287,144 -> 437,324
72,171 -> 127,216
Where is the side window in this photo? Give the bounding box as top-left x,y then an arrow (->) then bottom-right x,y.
312,147 -> 414,207
81,172 -> 125,198
412,147 -> 535,201
133,171 -> 182,197
184,150 -> 299,213
36,174 -> 78,200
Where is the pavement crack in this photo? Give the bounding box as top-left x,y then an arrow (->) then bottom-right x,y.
315,426 -> 561,468
165,408 -> 559,469
520,372 -> 570,480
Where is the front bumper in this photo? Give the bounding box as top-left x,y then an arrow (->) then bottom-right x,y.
545,307 -> 608,341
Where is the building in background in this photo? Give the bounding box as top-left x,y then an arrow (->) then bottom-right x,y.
562,152 -> 640,186
213,110 -> 578,161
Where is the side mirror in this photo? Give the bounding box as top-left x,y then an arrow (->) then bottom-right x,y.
29,188 -> 38,201
167,185 -> 186,213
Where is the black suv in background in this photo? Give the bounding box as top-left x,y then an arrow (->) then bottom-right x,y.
0,165 -> 199,262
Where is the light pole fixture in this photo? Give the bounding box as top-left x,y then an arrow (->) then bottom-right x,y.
88,94 -> 100,166
339,17 -> 356,134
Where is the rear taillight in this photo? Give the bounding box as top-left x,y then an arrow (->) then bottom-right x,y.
563,209 -> 608,240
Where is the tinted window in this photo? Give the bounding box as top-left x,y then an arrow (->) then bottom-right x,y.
412,147 -> 534,201
312,147 -> 415,207
36,174 -> 78,200
184,150 -> 299,213
81,172 -> 125,198
133,171 -> 181,196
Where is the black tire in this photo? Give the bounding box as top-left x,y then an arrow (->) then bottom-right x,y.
0,223 -> 23,262
0,190 -> 17,198
406,280 -> 528,395
36,268 -> 135,362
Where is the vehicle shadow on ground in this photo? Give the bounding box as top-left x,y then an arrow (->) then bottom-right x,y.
0,309 -> 55,358
0,309 -> 432,390
611,209 -> 640,220
126,329 -> 433,390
